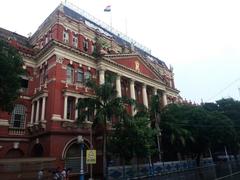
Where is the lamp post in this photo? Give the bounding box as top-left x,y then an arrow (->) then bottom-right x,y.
77,135 -> 84,180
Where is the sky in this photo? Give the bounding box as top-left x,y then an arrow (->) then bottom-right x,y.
1,0 -> 240,103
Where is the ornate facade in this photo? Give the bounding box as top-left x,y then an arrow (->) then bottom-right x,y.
0,3 -> 179,177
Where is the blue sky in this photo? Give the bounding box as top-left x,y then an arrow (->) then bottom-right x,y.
1,0 -> 240,103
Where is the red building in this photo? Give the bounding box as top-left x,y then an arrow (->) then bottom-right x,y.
0,3 -> 179,178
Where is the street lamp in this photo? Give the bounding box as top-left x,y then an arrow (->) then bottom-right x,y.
77,135 -> 84,180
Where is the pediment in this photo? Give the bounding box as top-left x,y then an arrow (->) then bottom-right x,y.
107,54 -> 160,80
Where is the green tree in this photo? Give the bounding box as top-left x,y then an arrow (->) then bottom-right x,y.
77,77 -> 133,179
203,99 -> 240,156
109,114 -> 156,177
0,40 -> 25,112
160,104 -> 193,160
161,103 -> 238,165
207,111 -> 237,153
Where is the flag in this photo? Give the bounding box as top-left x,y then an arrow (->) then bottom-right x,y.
104,5 -> 111,12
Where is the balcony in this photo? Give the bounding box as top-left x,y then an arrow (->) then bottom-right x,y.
8,128 -> 25,135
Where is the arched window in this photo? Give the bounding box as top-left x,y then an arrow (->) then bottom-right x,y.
5,148 -> 24,158
84,71 -> 92,81
76,68 -> 84,83
67,65 -> 74,83
10,104 -> 26,129
64,141 -> 89,174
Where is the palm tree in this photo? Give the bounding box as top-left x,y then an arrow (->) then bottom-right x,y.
77,77 -> 133,179
149,94 -> 162,161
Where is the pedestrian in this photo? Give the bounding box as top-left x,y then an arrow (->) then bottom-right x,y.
37,169 -> 44,180
61,168 -> 66,180
53,167 -> 61,180
66,168 -> 72,180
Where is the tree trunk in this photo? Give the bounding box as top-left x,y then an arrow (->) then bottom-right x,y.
196,153 -> 201,167
155,112 -> 161,162
136,157 -> 139,177
103,124 -> 107,179
122,159 -> 126,179
148,156 -> 153,176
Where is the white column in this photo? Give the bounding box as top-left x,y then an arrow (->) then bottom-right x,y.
116,74 -> 122,97
30,102 -> 35,125
41,96 -> 46,121
162,91 -> 168,106
153,88 -> 157,95
64,95 -> 68,119
35,100 -> 40,124
130,80 -> 136,100
99,69 -> 105,85
130,80 -> 136,115
142,84 -> 148,108
75,97 -> 78,120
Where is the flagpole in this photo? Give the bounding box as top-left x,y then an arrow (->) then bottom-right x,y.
125,17 -> 128,35
104,5 -> 112,30
110,7 -> 112,31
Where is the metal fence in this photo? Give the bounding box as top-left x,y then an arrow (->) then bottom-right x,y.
108,158 -> 214,179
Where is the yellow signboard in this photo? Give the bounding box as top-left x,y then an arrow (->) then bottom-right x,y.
86,150 -> 96,164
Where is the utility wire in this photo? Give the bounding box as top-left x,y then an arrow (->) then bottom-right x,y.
207,78 -> 240,102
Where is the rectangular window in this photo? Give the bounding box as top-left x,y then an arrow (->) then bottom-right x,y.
40,65 -> 48,85
63,31 -> 69,43
20,78 -> 28,93
84,71 -> 91,81
10,104 -> 26,129
21,79 -> 28,88
67,97 -> 75,120
77,68 -> 84,83
13,114 -> 22,128
45,36 -> 48,44
83,39 -> 88,52
67,65 -> 74,84
73,35 -> 78,48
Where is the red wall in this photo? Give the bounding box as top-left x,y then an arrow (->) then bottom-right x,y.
115,57 -> 157,79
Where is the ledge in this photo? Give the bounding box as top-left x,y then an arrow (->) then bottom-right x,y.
0,119 -> 9,126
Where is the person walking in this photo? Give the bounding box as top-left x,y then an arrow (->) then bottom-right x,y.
37,169 -> 44,180
61,168 -> 66,180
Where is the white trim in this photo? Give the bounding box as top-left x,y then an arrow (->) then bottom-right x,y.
63,91 -> 89,99
51,114 -> 62,121
61,136 -> 91,159
0,138 -> 29,142
22,57 -> 36,67
32,92 -> 48,103
20,95 -> 31,100
54,47 -> 97,69
0,119 -> 9,126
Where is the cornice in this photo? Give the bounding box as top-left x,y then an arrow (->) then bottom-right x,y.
32,40 -> 97,69
98,58 -> 168,91
30,40 -> 179,96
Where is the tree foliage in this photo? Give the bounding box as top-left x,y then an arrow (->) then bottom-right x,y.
203,98 -> 240,153
108,115 -> 156,163
160,103 -> 238,164
0,40 -> 25,112
77,76 -> 133,178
